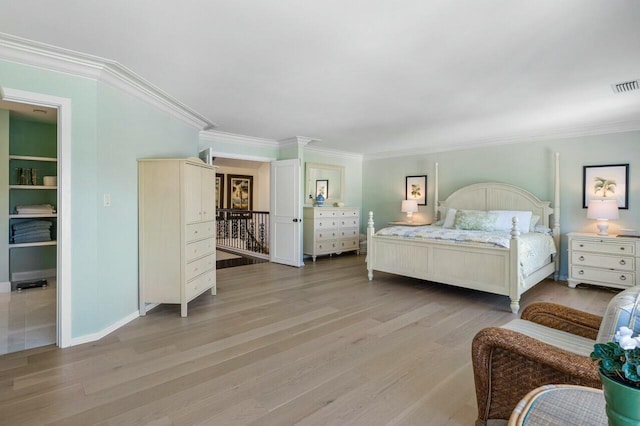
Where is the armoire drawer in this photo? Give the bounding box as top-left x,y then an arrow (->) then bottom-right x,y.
186,270 -> 215,300
186,221 -> 215,242
186,254 -> 215,281
186,237 -> 215,262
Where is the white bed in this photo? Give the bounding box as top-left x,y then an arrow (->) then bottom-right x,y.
366,154 -> 561,314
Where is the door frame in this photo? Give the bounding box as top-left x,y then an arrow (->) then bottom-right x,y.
1,87 -> 72,348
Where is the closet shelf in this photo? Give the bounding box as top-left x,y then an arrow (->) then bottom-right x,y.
9,241 -> 57,249
9,185 -> 57,190
9,214 -> 57,219
9,155 -> 57,162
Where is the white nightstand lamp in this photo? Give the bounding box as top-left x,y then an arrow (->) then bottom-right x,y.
587,199 -> 619,236
401,199 -> 418,223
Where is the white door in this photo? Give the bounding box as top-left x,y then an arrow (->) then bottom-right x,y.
270,159 -> 303,267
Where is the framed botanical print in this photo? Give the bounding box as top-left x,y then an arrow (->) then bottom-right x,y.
583,164 -> 629,209
227,174 -> 253,211
406,175 -> 427,206
215,173 -> 224,210
315,179 -> 329,199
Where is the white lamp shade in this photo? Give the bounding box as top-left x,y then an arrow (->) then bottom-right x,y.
401,199 -> 418,213
587,199 -> 619,220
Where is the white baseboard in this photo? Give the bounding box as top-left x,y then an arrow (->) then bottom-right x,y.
11,268 -> 57,282
0,281 -> 10,293
70,310 -> 140,347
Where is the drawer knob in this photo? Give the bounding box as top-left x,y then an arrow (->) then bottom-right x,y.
578,256 -> 585,261
578,270 -> 584,275
195,230 -> 198,234
579,244 -> 584,248
620,259 -> 626,265
319,234 -> 323,237
621,247 -> 625,251
620,275 -> 627,281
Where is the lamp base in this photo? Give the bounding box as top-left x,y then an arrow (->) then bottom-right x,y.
596,220 -> 609,236
406,212 -> 413,223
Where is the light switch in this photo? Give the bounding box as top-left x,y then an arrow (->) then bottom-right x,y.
103,193 -> 111,207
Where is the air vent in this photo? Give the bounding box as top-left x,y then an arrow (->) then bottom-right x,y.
612,79 -> 639,93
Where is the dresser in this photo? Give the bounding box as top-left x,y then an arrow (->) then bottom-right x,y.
567,232 -> 639,290
303,207 -> 360,262
138,158 -> 217,317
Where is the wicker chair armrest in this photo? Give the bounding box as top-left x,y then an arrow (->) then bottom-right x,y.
472,326 -> 600,425
520,302 -> 602,340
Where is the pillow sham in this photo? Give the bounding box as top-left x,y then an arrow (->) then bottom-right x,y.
530,215 -> 541,232
489,210 -> 532,233
453,210 -> 499,231
442,208 -> 457,228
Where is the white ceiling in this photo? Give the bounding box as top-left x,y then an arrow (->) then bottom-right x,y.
1,1 -> 639,156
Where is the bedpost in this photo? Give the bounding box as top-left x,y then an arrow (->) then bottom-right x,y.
509,217 -> 521,314
553,152 -> 561,281
367,211 -> 375,280
434,162 -> 439,220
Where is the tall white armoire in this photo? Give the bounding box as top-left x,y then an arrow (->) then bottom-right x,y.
138,158 -> 217,317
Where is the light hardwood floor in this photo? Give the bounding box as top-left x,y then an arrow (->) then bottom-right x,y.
0,255 -> 614,425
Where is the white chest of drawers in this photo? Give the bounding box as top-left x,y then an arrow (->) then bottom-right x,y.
567,232 -> 639,289
303,207 -> 360,262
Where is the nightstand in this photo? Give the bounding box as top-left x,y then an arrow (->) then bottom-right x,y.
567,232 -> 639,289
387,221 -> 431,226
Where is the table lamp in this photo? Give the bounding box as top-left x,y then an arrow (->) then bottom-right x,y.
401,199 -> 418,223
587,199 -> 619,236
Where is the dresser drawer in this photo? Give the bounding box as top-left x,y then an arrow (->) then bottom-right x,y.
339,218 -> 359,228
338,238 -> 359,251
571,252 -> 634,271
315,240 -> 338,253
339,228 -> 358,239
186,221 -> 215,242
316,229 -> 338,241
186,254 -> 215,281
339,209 -> 359,217
186,270 -> 215,300
186,237 -> 215,262
316,219 -> 338,229
571,239 -> 635,255
571,266 -> 634,287
314,209 -> 338,218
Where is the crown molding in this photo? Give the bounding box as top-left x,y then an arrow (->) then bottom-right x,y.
364,118 -> 640,160
304,143 -> 363,161
0,32 -> 215,130
200,129 -> 279,147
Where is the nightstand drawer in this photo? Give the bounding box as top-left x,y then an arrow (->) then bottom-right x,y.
571,239 -> 635,255
571,266 -> 634,287
571,252 -> 634,271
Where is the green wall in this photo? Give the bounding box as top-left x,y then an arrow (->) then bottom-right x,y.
363,132 -> 640,278
0,58 -> 200,339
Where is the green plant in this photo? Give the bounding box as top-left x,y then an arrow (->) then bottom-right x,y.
592,326 -> 640,388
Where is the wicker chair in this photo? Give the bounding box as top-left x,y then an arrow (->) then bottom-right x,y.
471,302 -> 603,426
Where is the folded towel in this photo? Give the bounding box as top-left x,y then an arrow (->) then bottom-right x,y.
12,234 -> 52,244
12,220 -> 53,232
15,204 -> 55,214
12,229 -> 52,238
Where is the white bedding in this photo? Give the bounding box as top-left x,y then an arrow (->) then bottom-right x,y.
376,225 -> 556,278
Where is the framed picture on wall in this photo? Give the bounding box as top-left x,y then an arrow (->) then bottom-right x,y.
215,173 -> 224,210
315,179 -> 329,199
227,174 -> 253,211
583,164 -> 629,209
406,175 -> 427,206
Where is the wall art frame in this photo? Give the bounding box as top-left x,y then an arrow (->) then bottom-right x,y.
227,174 -> 253,211
583,163 -> 629,209
406,175 -> 427,206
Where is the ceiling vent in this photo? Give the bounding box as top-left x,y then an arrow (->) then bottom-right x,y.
612,79 -> 639,93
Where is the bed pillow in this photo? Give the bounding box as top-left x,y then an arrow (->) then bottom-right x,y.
489,210 -> 533,233
530,215 -> 541,232
453,210 -> 499,231
442,208 -> 457,228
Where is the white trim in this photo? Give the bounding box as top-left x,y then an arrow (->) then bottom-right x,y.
277,136 -> 318,147
208,151 -> 276,163
304,144 -> 364,161
69,310 -> 140,347
0,281 -> 10,293
0,32 -> 215,130
1,87 -> 72,348
200,129 -> 279,147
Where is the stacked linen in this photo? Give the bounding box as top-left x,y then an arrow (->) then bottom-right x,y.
11,220 -> 53,244
15,204 -> 55,215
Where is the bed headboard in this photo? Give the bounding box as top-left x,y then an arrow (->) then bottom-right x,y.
439,182 -> 553,227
